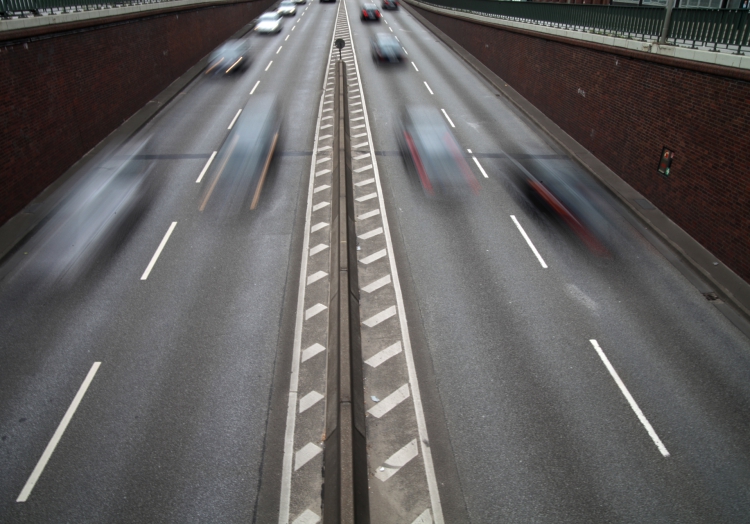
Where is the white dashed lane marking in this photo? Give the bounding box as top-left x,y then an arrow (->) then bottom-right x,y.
510,215 -> 548,268
196,151 -> 217,183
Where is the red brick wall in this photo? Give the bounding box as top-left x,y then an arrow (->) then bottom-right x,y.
413,5 -> 750,284
0,0 -> 273,226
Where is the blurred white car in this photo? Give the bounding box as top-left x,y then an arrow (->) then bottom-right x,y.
277,0 -> 297,15
255,12 -> 283,33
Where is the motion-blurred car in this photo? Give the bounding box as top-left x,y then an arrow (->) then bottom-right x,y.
382,0 -> 398,9
371,33 -> 403,63
277,0 -> 297,15
294,0 -> 306,3
361,3 -> 381,20
205,40 -> 250,75
397,106 -> 479,196
199,94 -> 281,216
22,139 -> 157,285
254,11 -> 283,33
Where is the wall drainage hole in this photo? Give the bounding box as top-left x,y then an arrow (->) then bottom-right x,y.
703,292 -> 721,302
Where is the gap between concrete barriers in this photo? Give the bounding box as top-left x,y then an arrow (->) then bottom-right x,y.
323,59 -> 370,524
401,0 -> 750,338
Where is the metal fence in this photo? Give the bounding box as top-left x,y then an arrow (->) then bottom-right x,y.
414,0 -> 749,53
1,0 -> 178,17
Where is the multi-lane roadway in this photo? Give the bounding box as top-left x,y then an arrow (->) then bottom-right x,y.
1,0 -> 749,522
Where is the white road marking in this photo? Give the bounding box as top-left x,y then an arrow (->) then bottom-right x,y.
394,35 -> 399,41
196,151 -> 217,183
285,35 -> 290,41
403,46 -> 409,55
316,157 -> 330,164
314,184 -> 330,193
318,145 -> 332,151
228,109 -> 242,129
17,362 -> 101,502
265,60 -> 274,71
472,156 -> 489,178
311,222 -> 329,233
389,26 -> 393,32
357,209 -> 380,221
368,384 -> 410,418
355,178 -> 375,187
365,341 -> 402,367
440,108 -> 455,128
292,509 -> 321,524
313,202 -> 330,211
353,153 -> 370,160
466,148 -> 472,153
316,168 -> 332,177
305,303 -> 327,320
292,25 -> 296,31
141,222 -> 177,280
362,274 -> 391,294
307,271 -> 328,285
321,124 -> 333,130
352,132 -> 367,138
277,45 -> 283,54
375,439 -> 418,481
294,442 -> 322,470
424,81 -> 433,95
510,215 -> 548,268
319,134 -> 332,140
301,343 -> 326,363
360,248 -> 387,265
250,80 -> 260,95
309,244 -> 329,256
354,164 -> 373,173
299,391 -> 324,413
356,192 -> 377,202
589,340 -> 670,457
363,305 -> 397,327
411,61 -> 419,71
340,0 -> 444,515
358,227 -> 383,240
411,509 -> 433,524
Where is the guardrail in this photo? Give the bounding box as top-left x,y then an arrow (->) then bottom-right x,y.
1,0 -> 179,18
415,0 -> 749,54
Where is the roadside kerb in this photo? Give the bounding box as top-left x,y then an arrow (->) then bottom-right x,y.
323,58 -> 370,524
401,0 -> 750,329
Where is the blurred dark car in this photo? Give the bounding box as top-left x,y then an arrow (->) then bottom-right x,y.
371,33 -> 403,63
206,40 -> 250,75
293,0 -> 306,4
200,94 -> 281,216
397,106 -> 479,196
22,139 -> 156,285
382,0 -> 398,9
361,3 -> 381,20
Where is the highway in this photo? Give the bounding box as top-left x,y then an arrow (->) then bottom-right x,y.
1,0 -> 750,522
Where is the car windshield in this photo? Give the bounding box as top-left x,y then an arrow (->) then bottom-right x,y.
259,12 -> 279,20
280,1 -> 295,6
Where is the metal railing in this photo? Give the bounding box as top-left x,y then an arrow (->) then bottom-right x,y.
414,0 -> 748,54
1,0 -> 180,18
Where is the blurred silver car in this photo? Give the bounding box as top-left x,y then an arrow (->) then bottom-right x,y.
200,95 -> 281,216
255,11 -> 283,33
371,33 -> 403,63
277,0 -> 297,15
206,40 -> 250,75
398,106 -> 478,196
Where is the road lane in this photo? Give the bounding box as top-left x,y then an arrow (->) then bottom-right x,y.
0,2 -> 338,520
346,1 -> 750,521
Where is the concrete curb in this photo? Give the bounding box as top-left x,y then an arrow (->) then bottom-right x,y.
401,0 -> 750,328
0,18 -> 258,268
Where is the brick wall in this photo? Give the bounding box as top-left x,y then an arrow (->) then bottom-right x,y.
0,0 -> 273,226
412,5 -> 750,284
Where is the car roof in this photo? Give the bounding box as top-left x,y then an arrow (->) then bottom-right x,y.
363,3 -> 377,7
260,11 -> 280,17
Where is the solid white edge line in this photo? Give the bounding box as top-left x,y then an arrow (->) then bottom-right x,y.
472,156 -> 488,178
141,222 -> 177,280
423,81 -> 433,95
342,1 -> 444,521
278,3 -> 342,522
17,362 -> 101,502
250,80 -> 260,95
228,109 -> 242,130
510,215 -> 547,269
589,340 -> 670,457
440,108 -> 455,128
196,151 -> 217,183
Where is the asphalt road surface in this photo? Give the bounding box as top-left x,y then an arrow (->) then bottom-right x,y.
1,0 -> 749,522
